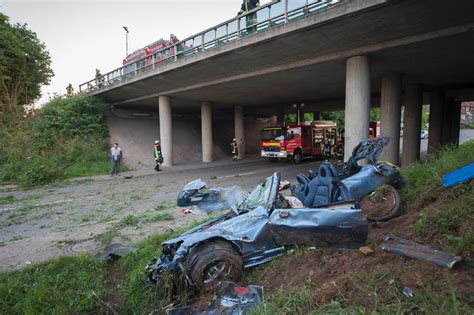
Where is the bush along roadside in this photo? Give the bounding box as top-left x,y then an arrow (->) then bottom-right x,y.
0,94 -> 123,186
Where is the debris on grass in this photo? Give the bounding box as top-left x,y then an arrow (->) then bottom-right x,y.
442,162 -> 474,188
380,234 -> 462,268
359,246 -> 375,256
95,244 -> 134,261
167,281 -> 263,315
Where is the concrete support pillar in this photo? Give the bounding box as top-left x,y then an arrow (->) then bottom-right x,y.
450,101 -> 461,147
313,111 -> 321,120
234,106 -> 245,159
441,96 -> 454,145
270,115 -> 278,126
402,85 -> 422,166
159,96 -> 173,166
344,55 -> 371,160
380,73 -> 402,165
201,101 -> 213,163
428,88 -> 444,153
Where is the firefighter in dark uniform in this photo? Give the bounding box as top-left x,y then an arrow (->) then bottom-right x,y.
239,0 -> 260,34
323,139 -> 332,161
335,139 -> 344,162
231,138 -> 238,160
153,140 -> 163,171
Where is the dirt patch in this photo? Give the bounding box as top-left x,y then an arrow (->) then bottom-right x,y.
104,260 -> 125,313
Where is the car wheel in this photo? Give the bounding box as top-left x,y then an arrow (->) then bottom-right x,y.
360,185 -> 401,221
186,240 -> 242,291
292,150 -> 302,164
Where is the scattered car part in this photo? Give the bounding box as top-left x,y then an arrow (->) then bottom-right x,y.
167,281 -> 263,315
177,179 -> 246,213
442,162 -> 474,188
380,234 -> 462,268
95,244 -> 134,261
359,246 -> 375,256
360,185 -> 401,222
402,287 -> 414,298
146,172 -> 368,292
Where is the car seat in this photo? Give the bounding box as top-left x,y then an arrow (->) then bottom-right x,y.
291,174 -> 310,202
303,163 -> 335,207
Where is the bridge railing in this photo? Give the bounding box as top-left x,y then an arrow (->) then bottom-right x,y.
79,0 -> 342,93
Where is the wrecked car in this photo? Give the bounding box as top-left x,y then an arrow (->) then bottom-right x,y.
292,137 -> 403,221
146,172 -> 368,292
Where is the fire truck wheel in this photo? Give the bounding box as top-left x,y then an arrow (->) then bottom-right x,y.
292,150 -> 302,164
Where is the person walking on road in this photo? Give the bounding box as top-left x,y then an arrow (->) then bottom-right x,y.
153,140 -> 163,171
109,143 -> 123,176
231,138 -> 238,160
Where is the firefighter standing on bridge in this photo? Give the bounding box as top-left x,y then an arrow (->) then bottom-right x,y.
153,140 -> 163,171
231,138 -> 238,160
239,0 -> 260,34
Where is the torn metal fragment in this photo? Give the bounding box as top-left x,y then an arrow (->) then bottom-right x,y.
380,234 -> 462,268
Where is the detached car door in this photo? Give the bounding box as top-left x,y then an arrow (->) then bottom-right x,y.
268,204 -> 368,248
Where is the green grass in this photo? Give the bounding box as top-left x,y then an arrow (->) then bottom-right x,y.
0,195 -> 15,205
0,255 -> 107,314
400,140 -> 474,203
0,94 -> 127,187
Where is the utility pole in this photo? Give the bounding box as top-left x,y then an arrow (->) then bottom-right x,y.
123,26 -> 129,57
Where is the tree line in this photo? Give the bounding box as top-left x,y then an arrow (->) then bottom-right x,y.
0,12 -> 53,113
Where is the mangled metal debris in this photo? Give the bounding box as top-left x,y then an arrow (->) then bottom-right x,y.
291,137 -> 403,221
167,281 -> 263,315
380,234 -> 462,268
147,172 -> 368,292
95,243 -> 134,261
177,179 -> 246,213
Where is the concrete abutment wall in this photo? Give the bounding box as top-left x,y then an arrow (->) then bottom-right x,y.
106,109 -> 266,168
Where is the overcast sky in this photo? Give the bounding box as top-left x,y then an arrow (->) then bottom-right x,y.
1,0 -> 270,105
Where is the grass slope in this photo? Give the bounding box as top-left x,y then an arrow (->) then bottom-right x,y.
0,94 -> 125,186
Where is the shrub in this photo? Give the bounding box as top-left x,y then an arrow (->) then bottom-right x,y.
0,94 -> 113,186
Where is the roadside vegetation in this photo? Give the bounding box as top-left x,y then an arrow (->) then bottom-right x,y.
0,142 -> 473,314
0,94 -> 120,186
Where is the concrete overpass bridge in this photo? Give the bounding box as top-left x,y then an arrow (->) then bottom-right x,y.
81,0 -> 474,167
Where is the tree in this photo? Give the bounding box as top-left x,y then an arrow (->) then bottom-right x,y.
0,13 -> 53,112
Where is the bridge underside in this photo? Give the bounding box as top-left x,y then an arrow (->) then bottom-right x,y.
91,0 -> 474,167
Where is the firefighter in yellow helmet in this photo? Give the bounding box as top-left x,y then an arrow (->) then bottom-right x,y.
66,83 -> 74,97
153,140 -> 163,171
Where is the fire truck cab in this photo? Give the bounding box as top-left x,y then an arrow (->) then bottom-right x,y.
260,121 -> 338,163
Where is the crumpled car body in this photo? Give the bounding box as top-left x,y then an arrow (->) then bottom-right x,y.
292,137 -> 402,208
146,172 -> 368,291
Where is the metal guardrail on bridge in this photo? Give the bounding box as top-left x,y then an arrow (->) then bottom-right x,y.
79,0 -> 342,93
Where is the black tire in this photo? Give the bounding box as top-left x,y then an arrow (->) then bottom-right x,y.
292,149 -> 302,164
186,240 -> 242,291
360,185 -> 401,222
